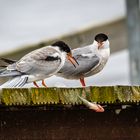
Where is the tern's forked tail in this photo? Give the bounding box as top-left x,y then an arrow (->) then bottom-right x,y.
0,76 -> 28,88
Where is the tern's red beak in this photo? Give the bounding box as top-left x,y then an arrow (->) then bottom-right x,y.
67,53 -> 79,68
98,42 -> 103,49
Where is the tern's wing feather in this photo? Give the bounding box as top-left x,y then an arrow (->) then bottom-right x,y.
8,47 -> 62,75
0,76 -> 28,88
72,46 -> 92,56
57,48 -> 100,79
0,69 -> 22,77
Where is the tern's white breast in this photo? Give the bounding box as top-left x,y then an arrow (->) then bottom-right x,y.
27,47 -> 66,82
85,47 -> 110,77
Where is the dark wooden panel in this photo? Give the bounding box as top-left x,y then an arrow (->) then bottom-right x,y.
0,108 -> 140,140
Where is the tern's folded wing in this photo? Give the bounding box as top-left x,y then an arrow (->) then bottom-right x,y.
11,47 -> 62,75
57,53 -> 100,79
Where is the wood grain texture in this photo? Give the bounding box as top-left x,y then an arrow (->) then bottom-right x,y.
0,86 -> 140,106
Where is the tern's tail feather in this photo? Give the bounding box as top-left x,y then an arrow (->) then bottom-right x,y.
0,69 -> 22,77
0,58 -> 21,77
0,76 -> 28,88
0,57 -> 19,77
0,68 -> 6,73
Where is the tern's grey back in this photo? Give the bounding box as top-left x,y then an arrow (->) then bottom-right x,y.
57,46 -> 100,79
7,46 -> 62,76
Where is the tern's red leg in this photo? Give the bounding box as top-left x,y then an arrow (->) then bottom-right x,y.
33,81 -> 39,88
80,77 -> 86,87
42,80 -> 48,88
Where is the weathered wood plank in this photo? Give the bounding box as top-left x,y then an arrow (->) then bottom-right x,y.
1,109 -> 140,140
0,86 -> 140,106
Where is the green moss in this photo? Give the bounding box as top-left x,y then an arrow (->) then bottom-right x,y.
131,86 -> 140,101
0,86 -> 140,106
2,88 -> 30,105
90,86 -> 115,103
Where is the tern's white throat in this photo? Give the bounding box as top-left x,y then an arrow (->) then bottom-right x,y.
89,39 -> 110,59
92,39 -> 110,50
98,39 -> 110,59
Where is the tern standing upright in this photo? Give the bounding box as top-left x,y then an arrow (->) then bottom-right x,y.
56,33 -> 110,86
0,41 -> 78,88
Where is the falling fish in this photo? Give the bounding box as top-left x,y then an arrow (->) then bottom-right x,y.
78,95 -> 104,112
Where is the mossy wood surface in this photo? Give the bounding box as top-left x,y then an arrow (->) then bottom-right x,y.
0,86 -> 140,106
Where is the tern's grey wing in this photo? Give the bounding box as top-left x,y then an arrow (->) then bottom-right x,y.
57,52 -> 100,79
8,47 -> 62,75
72,46 -> 92,56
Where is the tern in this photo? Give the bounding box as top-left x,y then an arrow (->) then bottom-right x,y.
56,33 -> 110,87
0,41 -> 78,88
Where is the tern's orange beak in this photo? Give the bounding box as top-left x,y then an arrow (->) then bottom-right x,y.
67,53 -> 79,68
98,42 -> 103,49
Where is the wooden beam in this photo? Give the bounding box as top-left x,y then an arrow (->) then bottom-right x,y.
1,109 -> 140,139
0,86 -> 140,106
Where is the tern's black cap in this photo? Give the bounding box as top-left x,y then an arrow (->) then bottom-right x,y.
52,41 -> 71,53
95,33 -> 108,42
